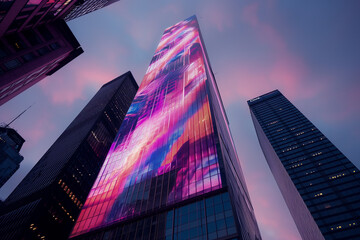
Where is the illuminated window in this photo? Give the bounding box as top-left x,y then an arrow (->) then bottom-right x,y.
314,193 -> 323,197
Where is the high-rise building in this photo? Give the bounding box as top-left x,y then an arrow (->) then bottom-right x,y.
64,0 -> 120,22
0,0 -> 120,37
248,90 -> 360,240
70,16 -> 261,240
0,126 -> 25,188
0,72 -> 138,240
0,19 -> 83,106
0,0 -> 76,38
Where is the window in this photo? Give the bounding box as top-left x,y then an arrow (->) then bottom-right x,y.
4,59 -> 21,70
37,46 -> 50,56
50,42 -> 60,50
22,52 -> 37,62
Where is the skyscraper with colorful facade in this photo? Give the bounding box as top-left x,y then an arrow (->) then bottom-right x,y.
70,16 -> 261,240
248,90 -> 360,240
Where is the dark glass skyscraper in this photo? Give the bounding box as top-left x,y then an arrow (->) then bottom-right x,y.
248,90 -> 360,240
0,126 -> 25,188
64,0 -> 120,22
0,72 -> 138,240
70,16 -> 261,240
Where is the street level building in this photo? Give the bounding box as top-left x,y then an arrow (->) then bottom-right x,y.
70,16 -> 262,240
248,90 -> 360,240
0,72 -> 138,240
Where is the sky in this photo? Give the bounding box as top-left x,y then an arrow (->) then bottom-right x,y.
1,0 -> 360,239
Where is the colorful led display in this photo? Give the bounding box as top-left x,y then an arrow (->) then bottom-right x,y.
71,16 -> 222,237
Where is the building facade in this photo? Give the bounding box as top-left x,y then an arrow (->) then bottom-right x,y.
0,0 -> 78,37
0,72 -> 138,240
64,0 -> 119,22
70,16 -> 261,240
0,19 -> 83,106
248,90 -> 360,240
0,127 -> 25,188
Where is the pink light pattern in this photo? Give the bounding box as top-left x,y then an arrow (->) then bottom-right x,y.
71,16 -> 222,237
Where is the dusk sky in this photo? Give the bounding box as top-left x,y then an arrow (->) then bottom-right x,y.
1,1 -> 360,240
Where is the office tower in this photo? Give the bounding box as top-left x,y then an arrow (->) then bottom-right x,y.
248,90 -> 360,240
0,19 -> 83,106
0,126 -> 25,188
0,0 -> 74,37
64,0 -> 120,21
70,16 -> 261,240
0,0 -> 120,35
0,72 -> 138,240
0,0 -> 78,37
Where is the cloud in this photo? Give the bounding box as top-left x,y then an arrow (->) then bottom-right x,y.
39,60 -> 117,105
20,110 -> 55,147
226,2 -> 323,101
38,33 -> 128,105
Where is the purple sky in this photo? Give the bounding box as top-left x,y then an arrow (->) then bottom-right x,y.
1,1 -> 360,239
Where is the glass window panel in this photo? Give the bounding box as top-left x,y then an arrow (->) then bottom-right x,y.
4,59 -> 21,70
71,16 -> 223,237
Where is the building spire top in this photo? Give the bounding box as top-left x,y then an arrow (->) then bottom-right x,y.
4,104 -> 33,128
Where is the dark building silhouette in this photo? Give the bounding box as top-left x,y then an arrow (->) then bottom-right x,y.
70,16 -> 261,240
0,0 -> 80,37
0,19 -> 83,106
248,90 -> 360,240
0,0 -> 120,106
0,72 -> 138,240
0,126 -> 25,188
64,0 -> 120,21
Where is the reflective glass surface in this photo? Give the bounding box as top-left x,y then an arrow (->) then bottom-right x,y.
71,16 -> 222,236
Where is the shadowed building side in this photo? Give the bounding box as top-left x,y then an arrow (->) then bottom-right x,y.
0,127 -> 25,188
0,19 -> 83,106
248,90 -> 360,240
0,72 -> 138,240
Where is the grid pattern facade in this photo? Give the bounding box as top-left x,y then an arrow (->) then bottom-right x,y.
248,90 -> 360,240
0,72 -> 138,240
71,192 -> 238,240
6,72 -> 137,204
71,16 -> 222,237
0,0 -> 77,37
64,0 -> 112,22
0,20 -> 83,106
71,16 -> 261,240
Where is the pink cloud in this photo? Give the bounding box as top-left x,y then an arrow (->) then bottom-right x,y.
21,111 -> 55,148
39,41 -> 128,105
39,62 -> 117,105
215,2 -> 323,103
